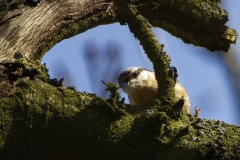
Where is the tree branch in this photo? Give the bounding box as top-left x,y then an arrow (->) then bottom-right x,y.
0,58 -> 240,159
136,0 -> 238,51
113,0 -> 175,104
0,0 -> 118,59
0,0 -> 237,61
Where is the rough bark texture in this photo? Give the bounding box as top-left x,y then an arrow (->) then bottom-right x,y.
0,0 -> 118,59
0,0 -> 239,159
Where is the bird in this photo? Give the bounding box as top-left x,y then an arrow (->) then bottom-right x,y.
118,66 -> 190,113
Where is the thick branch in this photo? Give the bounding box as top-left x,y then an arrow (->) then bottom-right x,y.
0,0 -> 237,60
136,0 -> 238,51
0,0 -> 117,59
0,58 -> 239,159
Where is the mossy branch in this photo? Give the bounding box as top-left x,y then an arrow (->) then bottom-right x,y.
0,58 -> 240,159
135,0 -> 238,51
113,0 -> 175,105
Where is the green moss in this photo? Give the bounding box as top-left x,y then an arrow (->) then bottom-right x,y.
108,115 -> 135,143
0,74 -> 240,159
134,0 -> 235,52
137,0 -> 228,29
15,58 -> 50,82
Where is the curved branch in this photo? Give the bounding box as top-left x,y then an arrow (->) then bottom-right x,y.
0,0 -> 237,61
0,0 -> 117,59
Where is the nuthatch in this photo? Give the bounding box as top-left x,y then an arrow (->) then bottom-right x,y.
118,67 -> 190,113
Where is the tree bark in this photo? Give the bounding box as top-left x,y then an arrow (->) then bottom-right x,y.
0,0 -> 118,59
0,0 -> 239,159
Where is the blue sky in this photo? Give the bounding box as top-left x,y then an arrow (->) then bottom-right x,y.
42,1 -> 240,125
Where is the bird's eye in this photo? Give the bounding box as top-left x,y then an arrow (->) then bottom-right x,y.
132,72 -> 138,78
123,78 -> 129,83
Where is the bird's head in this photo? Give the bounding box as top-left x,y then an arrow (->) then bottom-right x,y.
118,67 -> 157,96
